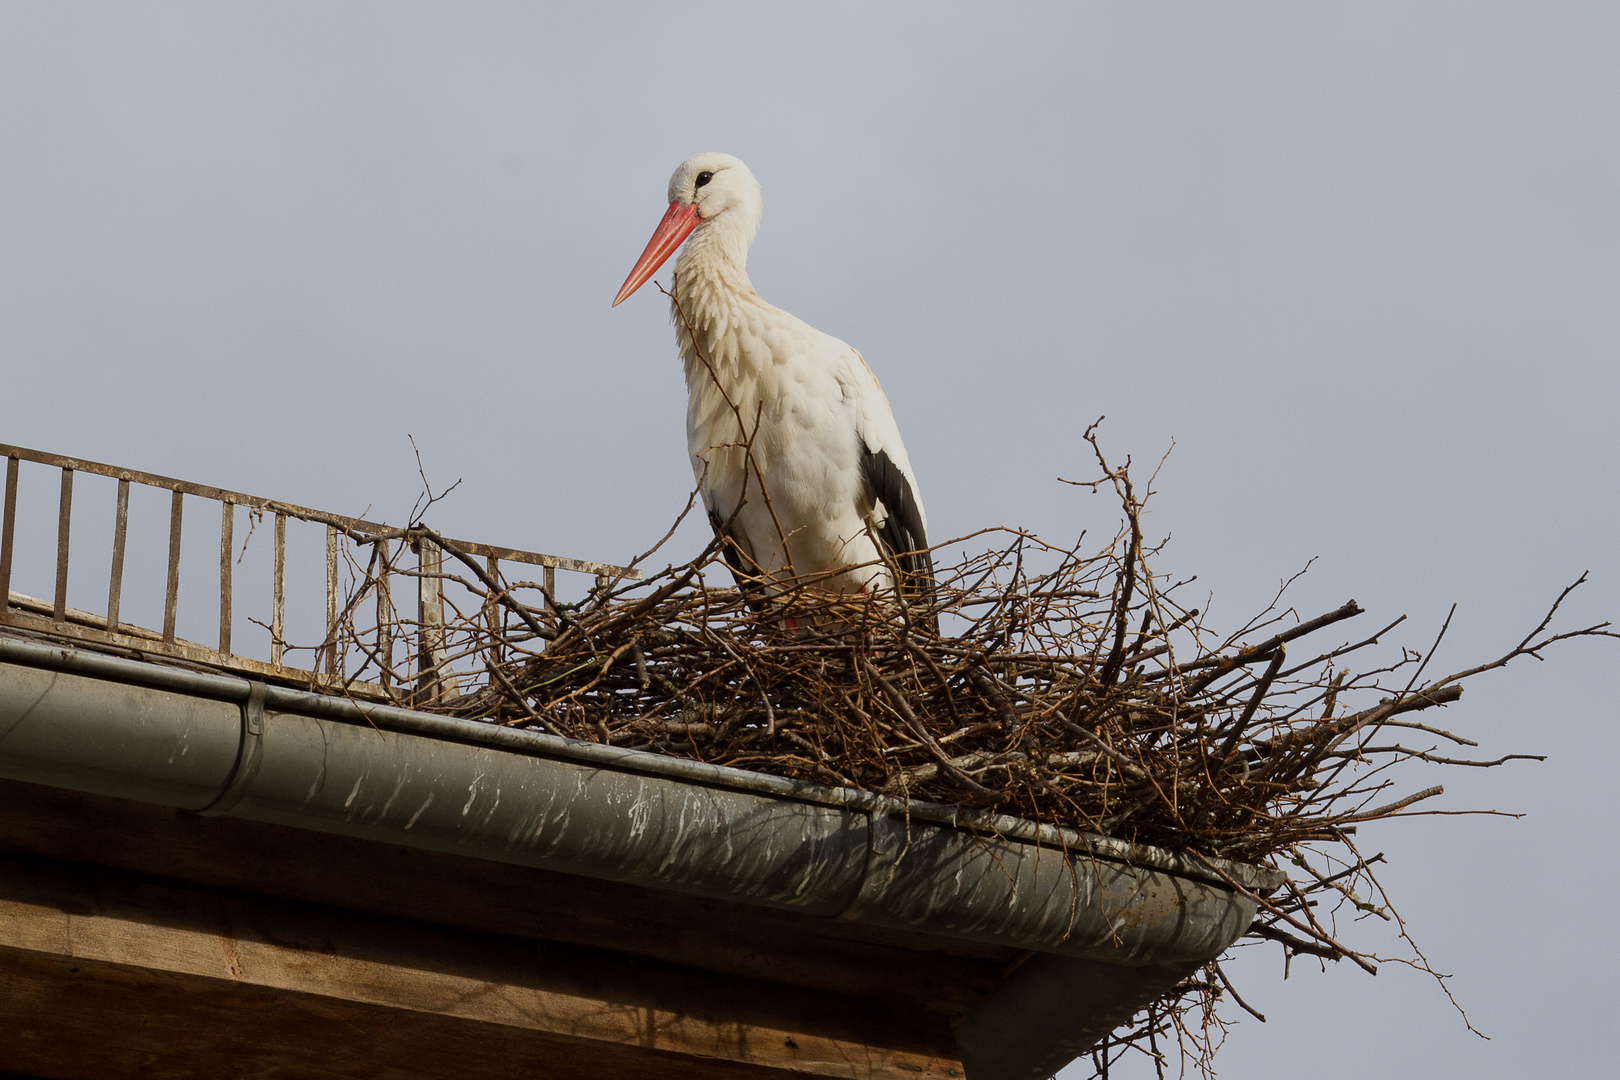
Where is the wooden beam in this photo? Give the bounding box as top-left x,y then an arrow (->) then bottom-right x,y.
0,851 -> 965,1080
0,777 -> 1007,1015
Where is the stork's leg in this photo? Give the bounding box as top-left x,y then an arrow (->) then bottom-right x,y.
708,509 -> 768,612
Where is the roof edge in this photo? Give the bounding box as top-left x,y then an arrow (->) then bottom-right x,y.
0,632 -> 1282,895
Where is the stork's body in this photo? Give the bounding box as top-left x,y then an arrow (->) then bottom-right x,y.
615,154 -> 933,608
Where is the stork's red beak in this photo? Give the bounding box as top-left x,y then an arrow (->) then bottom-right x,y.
613,200 -> 702,306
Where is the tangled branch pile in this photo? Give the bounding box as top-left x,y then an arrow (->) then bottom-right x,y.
373,431 -> 1611,1076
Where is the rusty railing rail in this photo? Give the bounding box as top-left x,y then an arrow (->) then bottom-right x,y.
0,442 -> 639,703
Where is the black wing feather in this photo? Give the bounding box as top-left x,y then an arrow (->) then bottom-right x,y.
859,444 -> 938,630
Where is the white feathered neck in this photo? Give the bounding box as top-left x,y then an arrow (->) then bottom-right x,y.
668,157 -> 769,384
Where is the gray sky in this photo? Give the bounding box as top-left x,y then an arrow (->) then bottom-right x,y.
2,3 -> 1616,1075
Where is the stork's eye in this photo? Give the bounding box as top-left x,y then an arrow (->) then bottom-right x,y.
695,171 -> 714,189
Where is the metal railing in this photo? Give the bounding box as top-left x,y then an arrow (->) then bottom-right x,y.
0,442 -> 639,703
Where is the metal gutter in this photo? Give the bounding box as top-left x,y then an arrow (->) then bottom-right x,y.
0,634 -> 1276,968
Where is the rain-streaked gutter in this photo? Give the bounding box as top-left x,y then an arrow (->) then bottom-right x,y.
0,634 -> 1277,968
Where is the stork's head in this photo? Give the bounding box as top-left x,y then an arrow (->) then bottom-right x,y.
613,153 -> 761,306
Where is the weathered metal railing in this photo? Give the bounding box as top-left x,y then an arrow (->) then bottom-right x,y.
0,442 -> 639,703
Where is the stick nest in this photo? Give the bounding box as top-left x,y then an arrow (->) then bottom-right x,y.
380,432 -> 1611,1076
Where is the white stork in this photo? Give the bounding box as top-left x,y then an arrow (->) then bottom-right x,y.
613,152 -> 934,623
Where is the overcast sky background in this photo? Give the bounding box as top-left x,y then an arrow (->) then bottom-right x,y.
2,3 -> 1616,1076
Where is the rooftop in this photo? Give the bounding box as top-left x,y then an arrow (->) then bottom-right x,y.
0,441 -> 1272,1080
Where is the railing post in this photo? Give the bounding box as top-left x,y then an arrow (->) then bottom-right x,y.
415,536 -> 456,704
543,564 -> 557,647
325,525 -> 339,678
270,512 -> 286,668
218,499 -> 234,655
485,555 -> 503,670
376,539 -> 394,693
107,477 -> 130,635
163,488 -> 183,645
54,467 -> 73,622
0,456 -> 18,615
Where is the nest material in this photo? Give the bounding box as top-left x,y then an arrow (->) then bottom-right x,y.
426,440 -> 1601,930
371,433 -> 1611,1076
